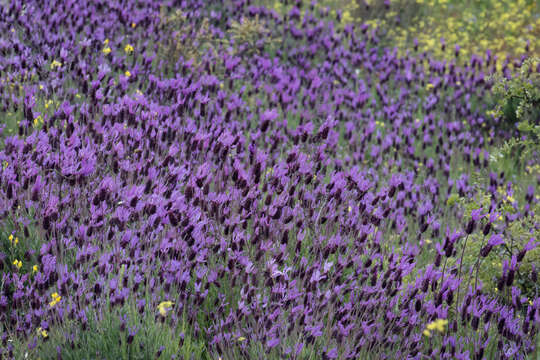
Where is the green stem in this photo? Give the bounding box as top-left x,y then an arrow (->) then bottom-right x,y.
472,234 -> 487,292
455,234 -> 470,316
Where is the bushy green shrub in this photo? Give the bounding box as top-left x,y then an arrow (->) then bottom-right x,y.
492,58 -> 540,129
157,9 -> 219,68
228,15 -> 281,57
490,57 -> 540,167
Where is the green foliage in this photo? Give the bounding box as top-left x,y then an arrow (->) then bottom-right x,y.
492,58 -> 540,128
0,214 -> 41,277
451,231 -> 501,293
156,8 -> 280,77
157,9 -> 219,68
448,190 -> 540,300
228,16 -> 281,57
490,57 -> 540,167
17,299 -> 209,360
505,208 -> 540,300
352,0 -> 424,30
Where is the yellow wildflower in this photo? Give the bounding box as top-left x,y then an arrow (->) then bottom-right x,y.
50,60 -> 62,69
157,301 -> 174,316
424,318 -> 448,337
34,115 -> 43,127
125,71 -> 131,78
33,265 -> 38,273
49,292 -> 61,307
102,47 -> 112,55
13,259 -> 22,270
37,327 -> 48,338
341,11 -> 353,25
237,336 -> 246,342
124,44 -> 134,54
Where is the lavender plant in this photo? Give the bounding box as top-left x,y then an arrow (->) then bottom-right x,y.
0,0 -> 538,359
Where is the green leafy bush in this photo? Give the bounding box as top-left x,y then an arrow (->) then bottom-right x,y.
492,58 -> 540,129
228,15 -> 281,57
157,9 -> 219,68
490,57 -> 540,167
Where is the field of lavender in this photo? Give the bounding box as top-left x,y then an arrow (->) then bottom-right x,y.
1,0 -> 539,359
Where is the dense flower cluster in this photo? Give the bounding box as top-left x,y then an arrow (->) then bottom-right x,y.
0,0 -> 538,359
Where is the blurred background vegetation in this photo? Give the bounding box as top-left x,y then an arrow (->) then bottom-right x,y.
256,0 -> 539,68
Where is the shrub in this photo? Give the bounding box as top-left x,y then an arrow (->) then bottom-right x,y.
157,8 -> 219,69
228,15 -> 281,57
490,57 -> 540,168
491,57 -> 540,130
